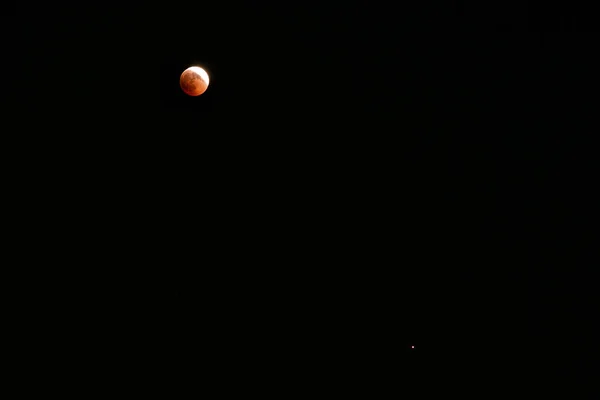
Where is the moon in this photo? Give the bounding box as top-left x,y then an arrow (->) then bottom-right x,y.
180,66 -> 210,96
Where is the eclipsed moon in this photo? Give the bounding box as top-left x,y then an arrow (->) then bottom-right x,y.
180,66 -> 210,96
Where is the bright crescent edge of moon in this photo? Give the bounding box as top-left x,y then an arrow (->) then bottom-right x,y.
187,66 -> 210,86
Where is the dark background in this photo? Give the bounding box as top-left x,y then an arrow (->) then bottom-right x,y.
5,1 -> 597,394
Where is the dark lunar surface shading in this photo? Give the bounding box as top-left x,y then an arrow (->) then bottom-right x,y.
180,69 -> 207,96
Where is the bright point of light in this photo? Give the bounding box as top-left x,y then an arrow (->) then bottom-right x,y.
411,345 -> 415,349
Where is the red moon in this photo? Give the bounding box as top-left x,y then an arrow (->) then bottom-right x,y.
180,66 -> 210,96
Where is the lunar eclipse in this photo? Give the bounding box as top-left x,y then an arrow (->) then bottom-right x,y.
180,66 -> 210,96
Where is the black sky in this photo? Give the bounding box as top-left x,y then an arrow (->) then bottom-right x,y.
6,1 -> 597,392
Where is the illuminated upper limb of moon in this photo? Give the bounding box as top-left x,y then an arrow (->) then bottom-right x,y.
189,66 -> 209,85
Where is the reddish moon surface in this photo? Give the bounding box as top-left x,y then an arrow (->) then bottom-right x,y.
180,66 -> 209,96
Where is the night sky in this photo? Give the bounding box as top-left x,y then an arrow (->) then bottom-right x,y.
6,1 -> 596,393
